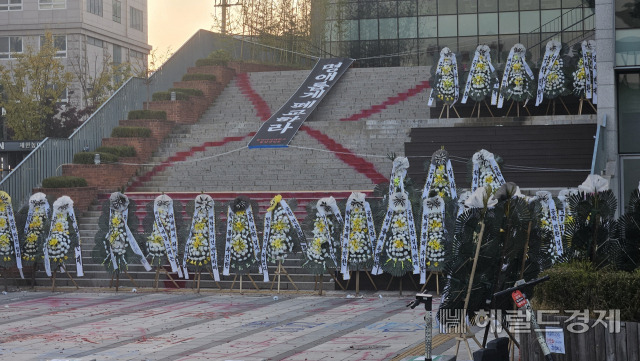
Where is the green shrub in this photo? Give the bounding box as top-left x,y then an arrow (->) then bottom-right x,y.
195,49 -> 231,67
152,91 -> 190,101
73,152 -> 119,164
534,261 -> 640,322
42,176 -> 88,188
94,146 -> 137,157
111,126 -> 151,138
195,58 -> 222,67
182,73 -> 216,82
169,88 -> 203,97
127,110 -> 167,120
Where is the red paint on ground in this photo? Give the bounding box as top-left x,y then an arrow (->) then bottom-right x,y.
340,80 -> 430,121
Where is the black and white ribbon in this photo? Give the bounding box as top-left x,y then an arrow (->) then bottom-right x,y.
582,40 -> 597,104
419,197 -> 445,284
222,206 -> 234,276
5,201 -> 23,279
497,44 -> 534,108
122,208 -> 151,271
260,210 -> 272,282
471,150 -> 506,191
535,40 -> 562,106
245,206 -> 262,275
68,207 -> 83,277
535,192 -> 563,257
462,45 -> 495,104
153,196 -> 182,277
422,160 -> 457,200
428,47 -> 459,107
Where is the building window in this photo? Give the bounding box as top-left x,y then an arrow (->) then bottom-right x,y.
45,84 -> 68,103
130,49 -> 144,60
40,35 -> 67,57
87,0 -> 102,16
112,0 -> 121,23
87,36 -> 104,48
0,36 -> 23,59
0,0 -> 21,11
113,44 -> 122,64
39,0 -> 65,10
130,7 -> 143,31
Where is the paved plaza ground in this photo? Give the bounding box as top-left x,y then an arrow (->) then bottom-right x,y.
0,289 -> 472,361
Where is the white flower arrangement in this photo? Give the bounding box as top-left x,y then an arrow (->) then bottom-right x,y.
385,211 -> 411,264
473,150 -> 503,192
185,214 -> 211,266
425,212 -> 445,268
347,203 -> 373,265
266,206 -> 293,262
436,60 -> 457,105
0,192 -> 15,263
572,58 -> 588,98
499,44 -> 535,104
23,193 -> 49,262
466,45 -> 497,102
229,210 -> 253,263
307,215 -> 333,264
146,198 -> 174,263
432,164 -> 451,198
544,57 -> 567,99
106,210 -> 128,257
45,196 -> 75,263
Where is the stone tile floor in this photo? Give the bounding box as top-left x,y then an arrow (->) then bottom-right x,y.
0,289 -> 443,361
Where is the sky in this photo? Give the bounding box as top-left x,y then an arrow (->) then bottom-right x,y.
148,1 -> 218,54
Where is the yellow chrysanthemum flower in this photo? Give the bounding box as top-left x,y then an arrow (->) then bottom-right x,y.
393,239 -> 405,249
194,222 -> 205,231
349,239 -> 360,251
233,220 -> 246,233
29,216 -> 42,229
49,238 -> 59,247
27,233 -> 38,243
512,62 -> 522,71
231,238 -> 246,253
394,218 -> 406,229
54,222 -> 64,232
111,217 -> 121,227
0,234 -> 9,246
273,220 -> 287,232
428,239 -> 442,251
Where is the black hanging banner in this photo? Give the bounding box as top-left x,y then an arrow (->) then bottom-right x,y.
248,58 -> 354,148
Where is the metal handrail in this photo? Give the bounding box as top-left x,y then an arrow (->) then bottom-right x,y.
591,114 -> 607,175
0,30 -> 315,209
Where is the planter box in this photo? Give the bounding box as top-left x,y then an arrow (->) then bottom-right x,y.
101,137 -> 159,163
62,164 -> 138,192
33,186 -> 99,213
520,314 -> 640,361
144,96 -> 211,124
186,66 -> 235,86
119,119 -> 175,141
172,80 -> 225,101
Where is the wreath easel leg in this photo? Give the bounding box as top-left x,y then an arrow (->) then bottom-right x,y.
246,273 -> 260,291
153,267 -> 160,290
330,271 -> 345,291
51,268 -> 57,292
365,270 -> 377,291
484,101 -> 494,117
206,268 -> 222,290
61,265 -> 79,290
161,267 -> 180,288
123,269 -> 138,288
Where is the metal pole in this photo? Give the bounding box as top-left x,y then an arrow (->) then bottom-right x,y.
408,293 -> 434,361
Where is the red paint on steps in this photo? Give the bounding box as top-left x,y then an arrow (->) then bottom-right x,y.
340,80 -> 430,121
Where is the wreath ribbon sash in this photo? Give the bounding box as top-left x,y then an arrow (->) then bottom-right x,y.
260,210 -> 272,282
6,202 -> 23,279
497,45 -> 534,108
462,48 -> 495,104
68,207 -> 83,277
471,155 -> 506,191
421,160 -> 457,200
222,206 -> 233,276
535,41 -> 562,106
246,206 -> 263,275
153,202 -> 182,277
428,50 -> 459,107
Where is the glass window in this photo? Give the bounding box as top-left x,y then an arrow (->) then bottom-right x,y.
418,0 -> 437,15
418,39 -> 439,66
399,17 -> 418,38
438,0 -> 457,14
438,37 -> 458,53
380,18 -> 398,39
130,49 -> 145,60
622,158 -> 640,208
540,9 -> 562,30
520,0 -> 538,10
520,10 -> 540,32
438,15 -> 457,36
459,14 -> 478,36
345,19 -> 359,41
617,29 -> 640,66
0,36 -> 22,58
40,35 -> 67,57
379,40 -> 399,65
616,0 -> 640,29
458,36 -> 479,63
563,7 -> 583,31
498,34 -> 520,62
87,36 -> 104,48
399,39 -> 419,66
398,0 -> 416,17
458,0 -> 478,13
541,0 -> 561,9
113,0 -> 121,23
0,0 -> 21,11
87,0 -> 102,16
562,0 -> 582,7
343,2 -> 358,19
479,13 -> 498,35
618,72 -> 640,152
113,44 -> 122,64
358,1 -> 377,18
418,16 -> 438,38
478,0 -> 498,12
499,12 -> 519,34
499,0 -> 518,11
130,6 -> 143,31
378,1 -> 397,17
39,0 -> 65,9
360,19 -> 378,40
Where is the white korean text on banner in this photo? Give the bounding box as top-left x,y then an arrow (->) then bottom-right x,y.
248,58 -> 354,148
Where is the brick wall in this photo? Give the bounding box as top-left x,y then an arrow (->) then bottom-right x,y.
172,80 -> 225,101
33,187 -> 99,213
101,137 -> 159,163
145,96 -> 211,124
62,164 -> 138,192
186,66 -> 236,86
119,119 -> 175,140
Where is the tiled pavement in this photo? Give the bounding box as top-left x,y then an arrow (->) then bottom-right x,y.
0,290 -> 446,361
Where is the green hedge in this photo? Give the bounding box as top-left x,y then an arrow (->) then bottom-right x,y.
73,152 -> 119,164
42,176 -> 88,188
196,57 -> 228,67
111,126 -> 151,138
182,73 -> 216,82
169,88 -> 203,97
152,91 -> 190,101
94,146 -> 136,157
534,261 -> 640,322
127,110 -> 167,120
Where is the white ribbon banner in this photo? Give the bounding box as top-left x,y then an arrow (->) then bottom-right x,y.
223,206 -> 233,276
6,202 -> 23,279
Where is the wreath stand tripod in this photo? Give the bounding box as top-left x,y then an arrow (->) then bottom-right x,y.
545,98 -> 570,115
230,273 -> 260,293
191,268 -> 223,293
153,266 -> 180,289
578,96 -> 597,115
109,269 -> 138,292
420,270 -> 442,295
470,101 -> 495,118
315,270 -> 346,295
453,220 -> 485,360
386,273 -> 418,296
270,260 -> 299,293
505,100 -> 531,117
344,269 -> 377,297
51,263 -> 80,292
439,104 -> 461,119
